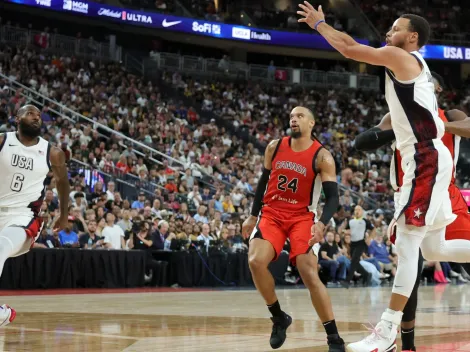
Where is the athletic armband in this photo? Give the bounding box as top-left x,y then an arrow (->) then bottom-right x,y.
319,182 -> 339,225
250,168 -> 271,217
355,128 -> 396,151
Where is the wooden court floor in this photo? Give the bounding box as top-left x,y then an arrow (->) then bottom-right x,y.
0,285 -> 469,351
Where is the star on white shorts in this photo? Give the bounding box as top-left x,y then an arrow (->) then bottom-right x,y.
414,208 -> 423,218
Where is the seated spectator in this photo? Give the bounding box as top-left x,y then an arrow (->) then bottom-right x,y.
102,213 -> 126,249
197,223 -> 212,250
368,235 -> 396,277
132,192 -> 146,209
193,205 -> 208,224
319,231 -> 341,284
34,228 -> 60,248
57,216 -> 79,247
128,221 -> 161,286
79,219 -> 103,249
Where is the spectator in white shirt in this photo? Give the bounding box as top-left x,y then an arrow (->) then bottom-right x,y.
193,205 -> 209,224
197,223 -> 212,250
188,185 -> 203,208
102,213 -> 126,249
106,181 -> 116,201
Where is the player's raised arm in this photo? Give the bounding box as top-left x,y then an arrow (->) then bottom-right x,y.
297,2 -> 422,76
50,147 -> 70,231
355,113 -> 396,151
444,109 -> 470,138
310,148 -> 339,244
242,139 -> 280,238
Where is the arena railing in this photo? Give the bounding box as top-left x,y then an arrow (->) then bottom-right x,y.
0,25 -> 122,62
143,53 -> 380,90
0,73 -> 237,195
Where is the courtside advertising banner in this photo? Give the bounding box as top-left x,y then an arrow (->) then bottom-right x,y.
7,0 -> 470,59
6,0 -> 369,50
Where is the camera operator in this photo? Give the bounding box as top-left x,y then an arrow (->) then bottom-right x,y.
128,221 -> 161,286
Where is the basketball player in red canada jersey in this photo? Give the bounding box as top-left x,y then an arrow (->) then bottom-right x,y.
242,106 -> 344,351
355,72 -> 470,352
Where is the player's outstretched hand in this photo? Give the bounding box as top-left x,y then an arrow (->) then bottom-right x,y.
297,1 -> 325,29
242,215 -> 257,239
309,222 -> 325,246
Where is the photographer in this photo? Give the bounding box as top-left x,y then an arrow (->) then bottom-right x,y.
127,221 -> 161,286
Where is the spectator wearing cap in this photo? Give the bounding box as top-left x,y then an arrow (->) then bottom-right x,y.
57,216 -> 79,247
193,205 -> 208,224
102,213 -> 126,249
165,176 -> 177,193
79,219 -> 103,249
132,192 -> 146,209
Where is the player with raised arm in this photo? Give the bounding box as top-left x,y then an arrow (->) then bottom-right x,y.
0,105 -> 69,324
298,4 -> 470,352
242,106 -> 344,351
355,73 -> 470,352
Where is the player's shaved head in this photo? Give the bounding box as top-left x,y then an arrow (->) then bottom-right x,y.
15,104 -> 42,139
17,104 -> 40,117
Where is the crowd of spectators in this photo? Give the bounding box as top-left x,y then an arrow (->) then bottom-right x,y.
1,20 -> 470,286
359,0 -> 470,42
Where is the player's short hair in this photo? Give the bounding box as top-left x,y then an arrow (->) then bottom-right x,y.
400,14 -> 430,48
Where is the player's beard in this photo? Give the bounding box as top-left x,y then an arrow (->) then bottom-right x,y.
291,129 -> 301,139
19,119 -> 41,138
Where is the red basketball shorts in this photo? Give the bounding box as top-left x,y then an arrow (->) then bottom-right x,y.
249,206 -> 314,265
445,185 -> 470,240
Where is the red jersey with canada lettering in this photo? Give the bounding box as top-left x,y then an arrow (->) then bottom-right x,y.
391,108 -> 466,213
262,137 -> 323,213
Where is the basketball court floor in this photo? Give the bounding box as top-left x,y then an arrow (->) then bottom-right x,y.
0,285 -> 469,351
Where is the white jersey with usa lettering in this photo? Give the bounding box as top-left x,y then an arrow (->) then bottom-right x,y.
385,51 -> 455,231
0,132 -> 51,216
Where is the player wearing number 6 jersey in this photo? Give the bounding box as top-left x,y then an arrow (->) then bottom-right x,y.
0,105 -> 69,326
242,106 -> 344,351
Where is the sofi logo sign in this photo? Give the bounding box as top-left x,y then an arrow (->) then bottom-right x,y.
192,21 -> 221,35
63,0 -> 88,13
121,11 -> 153,23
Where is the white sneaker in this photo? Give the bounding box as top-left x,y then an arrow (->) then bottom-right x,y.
379,273 -> 391,279
458,274 -> 468,283
450,270 -> 460,278
347,311 -> 399,352
0,305 -> 15,327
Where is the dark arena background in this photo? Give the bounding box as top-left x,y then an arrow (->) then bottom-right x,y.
0,0 -> 470,350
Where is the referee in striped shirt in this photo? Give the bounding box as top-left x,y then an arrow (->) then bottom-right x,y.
341,205 -> 375,288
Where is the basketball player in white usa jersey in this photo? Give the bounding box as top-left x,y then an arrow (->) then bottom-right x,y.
0,105 -> 69,325
298,4 -> 470,352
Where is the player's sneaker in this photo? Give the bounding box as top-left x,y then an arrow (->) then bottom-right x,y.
346,311 -> 400,352
327,334 -> 345,351
269,313 -> 292,349
0,305 -> 16,327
